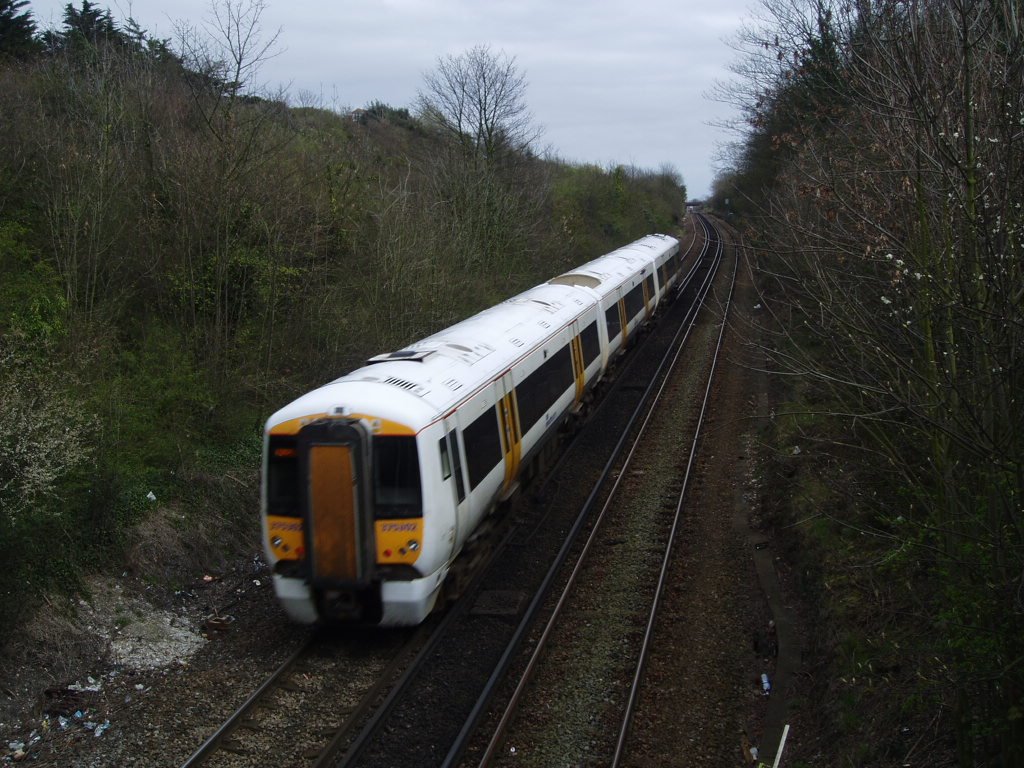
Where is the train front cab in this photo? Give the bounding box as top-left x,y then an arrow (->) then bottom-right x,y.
264,415 -> 441,626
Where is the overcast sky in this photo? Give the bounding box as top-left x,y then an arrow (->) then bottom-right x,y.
29,0 -> 754,197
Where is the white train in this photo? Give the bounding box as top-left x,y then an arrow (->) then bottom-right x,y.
262,234 -> 683,625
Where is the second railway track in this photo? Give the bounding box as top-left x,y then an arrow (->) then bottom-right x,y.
469,216 -> 735,768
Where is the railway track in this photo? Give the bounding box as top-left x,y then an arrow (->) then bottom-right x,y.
180,215 -> 724,768
179,626 -> 425,768
337,216 -> 726,768
469,215 -> 735,767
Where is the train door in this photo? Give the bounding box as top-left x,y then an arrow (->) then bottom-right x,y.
296,419 -> 373,589
439,417 -> 469,554
497,373 -> 522,495
618,294 -> 629,348
569,322 -> 586,406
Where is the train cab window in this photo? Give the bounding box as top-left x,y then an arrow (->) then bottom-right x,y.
373,436 -> 422,519
267,436 -> 300,517
449,429 -> 466,503
439,437 -> 452,480
438,431 -> 467,504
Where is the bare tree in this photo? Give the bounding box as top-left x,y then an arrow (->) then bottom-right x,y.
175,0 -> 283,142
177,0 -> 280,95
170,0 -> 292,374
417,44 -> 541,164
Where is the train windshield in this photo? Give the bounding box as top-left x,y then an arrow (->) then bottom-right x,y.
266,436 -> 300,517
373,436 -> 422,519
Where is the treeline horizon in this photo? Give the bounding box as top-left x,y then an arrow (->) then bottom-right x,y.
0,0 -> 686,631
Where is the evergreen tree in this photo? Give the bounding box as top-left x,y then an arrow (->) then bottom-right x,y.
59,0 -> 118,48
0,0 -> 38,59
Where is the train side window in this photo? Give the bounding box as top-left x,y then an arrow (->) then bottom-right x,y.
546,345 -> 574,403
581,321 -> 600,366
448,429 -> 466,503
517,368 -> 543,433
605,303 -> 621,341
516,345 -> 574,433
439,437 -> 452,480
267,436 -> 300,517
464,408 -> 502,489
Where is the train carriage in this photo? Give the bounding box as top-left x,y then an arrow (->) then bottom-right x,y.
262,234 -> 681,625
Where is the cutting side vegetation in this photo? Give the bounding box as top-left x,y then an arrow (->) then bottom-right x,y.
0,1 -> 684,632
713,1 -> 1023,765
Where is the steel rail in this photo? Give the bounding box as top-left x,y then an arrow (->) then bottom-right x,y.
180,630 -> 318,767
181,621 -> 435,768
332,520 -> 515,767
449,215 -> 724,768
307,621 -> 435,768
610,216 -> 736,766
683,209 -> 700,259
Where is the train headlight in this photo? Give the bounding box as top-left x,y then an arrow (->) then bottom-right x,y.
271,536 -> 283,548
407,540 -> 420,552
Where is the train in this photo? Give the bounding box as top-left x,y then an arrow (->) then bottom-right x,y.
262,233 -> 684,625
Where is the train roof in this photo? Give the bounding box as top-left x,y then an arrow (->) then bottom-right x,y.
266,281 -> 594,432
265,234 -> 679,434
345,280 -> 597,421
548,234 -> 678,296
